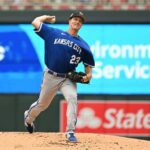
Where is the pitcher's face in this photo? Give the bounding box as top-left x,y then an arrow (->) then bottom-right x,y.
69,17 -> 83,31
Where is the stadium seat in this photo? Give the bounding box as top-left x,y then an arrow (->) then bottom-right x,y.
24,4 -> 34,10
127,4 -> 137,10
58,4 -> 70,10
144,4 -> 150,9
9,4 -> 19,10
76,4 -> 86,10
42,4 -> 53,10
111,4 -> 121,10
95,4 -> 104,10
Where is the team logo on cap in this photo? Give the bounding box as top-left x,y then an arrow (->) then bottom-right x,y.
79,12 -> 83,16
70,13 -> 73,18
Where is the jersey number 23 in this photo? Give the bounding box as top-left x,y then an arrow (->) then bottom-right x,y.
70,55 -> 81,64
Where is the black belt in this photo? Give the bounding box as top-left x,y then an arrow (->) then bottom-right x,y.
48,70 -> 67,78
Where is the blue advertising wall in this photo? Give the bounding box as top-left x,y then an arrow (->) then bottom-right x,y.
0,24 -> 150,94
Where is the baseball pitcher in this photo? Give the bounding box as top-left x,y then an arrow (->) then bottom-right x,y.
24,11 -> 95,142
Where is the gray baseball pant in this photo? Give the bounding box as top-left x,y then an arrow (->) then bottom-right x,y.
25,70 -> 77,133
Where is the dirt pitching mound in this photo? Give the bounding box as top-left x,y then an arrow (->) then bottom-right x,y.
0,132 -> 149,150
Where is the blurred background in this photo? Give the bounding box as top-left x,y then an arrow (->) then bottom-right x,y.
0,0 -> 150,140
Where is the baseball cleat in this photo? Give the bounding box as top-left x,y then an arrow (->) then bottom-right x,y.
24,110 -> 35,133
66,133 -> 77,143
24,121 -> 35,133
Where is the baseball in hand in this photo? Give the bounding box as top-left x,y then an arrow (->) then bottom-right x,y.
51,16 -> 56,23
